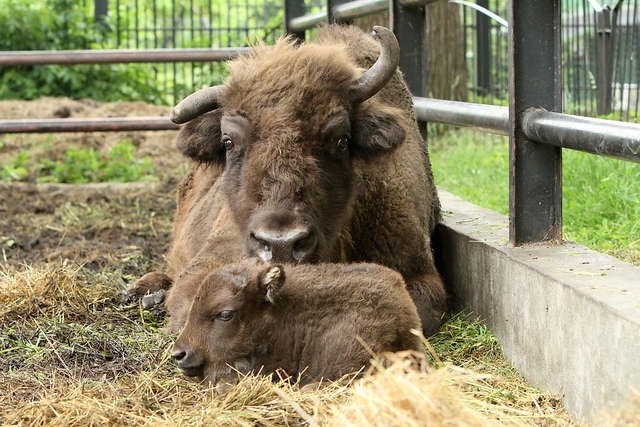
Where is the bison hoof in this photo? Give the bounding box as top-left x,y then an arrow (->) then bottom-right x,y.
120,271 -> 173,305
141,289 -> 166,310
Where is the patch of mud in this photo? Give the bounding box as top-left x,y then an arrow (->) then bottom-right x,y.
0,182 -> 175,273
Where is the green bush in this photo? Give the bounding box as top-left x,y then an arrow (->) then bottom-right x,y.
0,152 -> 30,182
0,0 -> 165,103
1,140 -> 155,184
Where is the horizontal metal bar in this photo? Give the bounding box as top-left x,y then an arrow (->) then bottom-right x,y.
412,97 -> 509,134
0,48 -> 249,66
288,0 -> 387,32
289,11 -> 327,32
2,105 -> 637,165
0,117 -> 179,133
334,0 -> 388,20
522,108 -> 640,163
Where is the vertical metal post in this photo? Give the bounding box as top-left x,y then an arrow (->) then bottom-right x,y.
94,0 -> 108,25
595,7 -> 614,115
285,0 -> 305,40
391,0 -> 426,97
476,0 -> 491,96
391,0 -> 427,137
508,0 -> 562,244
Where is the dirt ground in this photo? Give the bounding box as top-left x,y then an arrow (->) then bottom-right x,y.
0,98 -> 630,425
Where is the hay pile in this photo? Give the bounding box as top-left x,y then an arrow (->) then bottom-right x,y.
1,262 -> 579,426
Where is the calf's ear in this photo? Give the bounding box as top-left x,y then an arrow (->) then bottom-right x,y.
351,103 -> 406,156
176,109 -> 225,163
258,265 -> 285,304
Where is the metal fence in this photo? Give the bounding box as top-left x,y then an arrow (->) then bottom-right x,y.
457,0 -> 639,121
2,1 -> 637,117
299,0 -> 639,121
103,0 -> 283,103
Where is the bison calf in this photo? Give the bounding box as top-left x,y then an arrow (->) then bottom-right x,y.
171,260 -> 423,386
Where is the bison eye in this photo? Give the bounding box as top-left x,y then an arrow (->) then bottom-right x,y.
216,310 -> 235,321
336,136 -> 350,152
222,136 -> 234,151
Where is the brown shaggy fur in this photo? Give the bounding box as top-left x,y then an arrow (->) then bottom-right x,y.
172,260 -> 423,386
132,25 -> 446,335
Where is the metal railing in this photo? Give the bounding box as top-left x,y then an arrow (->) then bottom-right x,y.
0,48 -> 248,66
0,47 -> 246,133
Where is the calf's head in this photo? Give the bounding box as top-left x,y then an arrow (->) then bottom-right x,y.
171,260 -> 285,384
172,27 -> 406,264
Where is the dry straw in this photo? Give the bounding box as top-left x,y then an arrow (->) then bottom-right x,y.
0,262 -> 113,321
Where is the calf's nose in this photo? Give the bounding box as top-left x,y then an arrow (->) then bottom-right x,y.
249,227 -> 316,263
171,343 -> 204,376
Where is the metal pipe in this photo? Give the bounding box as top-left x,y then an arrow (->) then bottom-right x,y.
289,11 -> 327,32
1,106 -> 637,166
288,0 -> 387,32
0,47 -> 249,66
334,0 -> 387,20
413,97 -> 509,135
0,117 -> 179,133
522,108 -> 640,163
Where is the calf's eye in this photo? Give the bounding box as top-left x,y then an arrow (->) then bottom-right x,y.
216,310 -> 235,321
336,136 -> 350,152
222,136 -> 234,151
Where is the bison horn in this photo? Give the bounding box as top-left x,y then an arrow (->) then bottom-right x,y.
349,26 -> 400,104
170,85 -> 226,124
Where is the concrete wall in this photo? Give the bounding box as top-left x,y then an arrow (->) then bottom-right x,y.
433,190 -> 640,421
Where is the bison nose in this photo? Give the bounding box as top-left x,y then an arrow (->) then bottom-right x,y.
249,227 -> 317,263
171,344 -> 204,377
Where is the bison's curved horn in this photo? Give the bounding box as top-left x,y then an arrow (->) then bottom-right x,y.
349,26 -> 400,104
170,85 -> 226,124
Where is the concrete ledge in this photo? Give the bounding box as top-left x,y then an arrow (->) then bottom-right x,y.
433,190 -> 640,421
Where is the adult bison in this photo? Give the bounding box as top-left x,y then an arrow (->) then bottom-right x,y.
133,25 -> 446,336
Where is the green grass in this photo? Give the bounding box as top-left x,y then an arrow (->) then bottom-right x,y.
1,139 -> 156,184
429,128 -> 640,265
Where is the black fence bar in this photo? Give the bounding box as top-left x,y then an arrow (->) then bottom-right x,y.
508,0 -> 563,245
522,109 -> 640,163
392,0 -> 425,99
413,97 -> 508,135
0,48 -> 249,66
0,117 -> 178,133
595,6 -> 617,115
329,0 -> 354,24
476,0 -> 491,96
94,0 -> 109,25
284,0 -> 306,39
288,0 -> 387,32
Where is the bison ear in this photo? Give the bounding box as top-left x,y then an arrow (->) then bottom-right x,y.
258,265 -> 285,304
176,109 -> 225,163
351,103 -> 406,155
